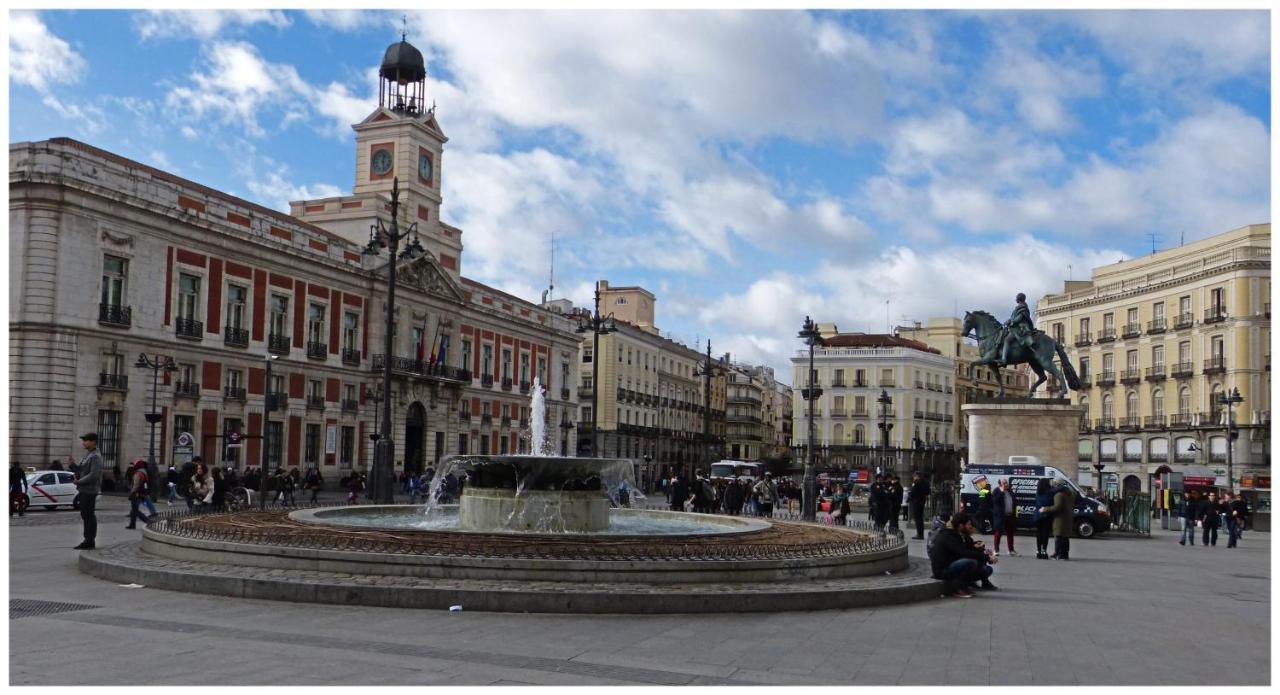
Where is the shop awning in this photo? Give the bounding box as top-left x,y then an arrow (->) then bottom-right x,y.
1176,465 -> 1222,487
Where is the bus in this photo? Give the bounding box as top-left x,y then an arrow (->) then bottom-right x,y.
708,460 -> 761,486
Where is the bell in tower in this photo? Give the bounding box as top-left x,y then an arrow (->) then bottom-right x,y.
379,33 -> 427,115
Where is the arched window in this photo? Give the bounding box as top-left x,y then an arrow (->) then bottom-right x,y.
854,425 -> 865,444
1210,383 -> 1224,423
1178,387 -> 1191,415
1102,394 -> 1114,422
1077,439 -> 1094,462
1152,388 -> 1164,419
833,423 -> 845,444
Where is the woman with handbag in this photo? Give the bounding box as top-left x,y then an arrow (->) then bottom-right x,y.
831,484 -> 850,525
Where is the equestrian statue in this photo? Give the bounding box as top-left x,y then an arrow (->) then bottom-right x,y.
961,293 -> 1081,399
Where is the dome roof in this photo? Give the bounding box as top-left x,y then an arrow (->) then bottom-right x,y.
380,39 -> 425,83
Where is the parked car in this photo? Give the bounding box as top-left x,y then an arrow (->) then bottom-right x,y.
21,470 -> 92,510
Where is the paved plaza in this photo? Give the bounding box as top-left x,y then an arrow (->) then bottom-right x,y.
9,495 -> 1270,686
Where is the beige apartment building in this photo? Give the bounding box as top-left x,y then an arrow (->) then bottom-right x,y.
791,330 -> 957,479
1037,223 -> 1270,494
574,282 -> 725,485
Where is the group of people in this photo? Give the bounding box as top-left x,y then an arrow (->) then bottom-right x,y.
660,471 -> 788,517
1178,489 -> 1250,548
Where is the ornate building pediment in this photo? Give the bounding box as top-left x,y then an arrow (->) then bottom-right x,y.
397,253 -> 465,303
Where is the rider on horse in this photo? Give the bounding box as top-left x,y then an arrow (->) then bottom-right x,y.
999,293 -> 1036,366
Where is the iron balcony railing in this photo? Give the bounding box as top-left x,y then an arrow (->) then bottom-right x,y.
174,381 -> 201,398
98,372 -> 128,391
1171,361 -> 1194,378
1118,416 -> 1141,431
306,341 -> 328,360
341,399 -> 358,412
1096,370 -> 1116,387
1173,312 -> 1194,330
560,388 -> 571,401
1093,417 -> 1114,432
481,414 -> 493,425
175,317 -> 203,339
370,355 -> 472,383
1074,335 -> 1092,348
1203,356 -> 1226,374
501,377 -> 513,391
306,395 -> 325,410
519,381 -> 531,394
458,410 -> 471,422
1122,323 -> 1141,339
223,386 -> 246,401
224,326 -> 249,348
1146,318 -> 1167,334
481,374 -> 494,387
1120,368 -> 1141,384
1203,306 -> 1228,324
1096,328 -> 1116,343
268,333 -> 290,355
1145,365 -> 1166,381
99,303 -> 132,327
267,393 -> 288,410
1168,412 -> 1193,428
1143,415 -> 1166,429
341,348 -> 361,366
879,379 -> 896,387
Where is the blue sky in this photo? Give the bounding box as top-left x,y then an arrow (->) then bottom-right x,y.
9,9 -> 1271,379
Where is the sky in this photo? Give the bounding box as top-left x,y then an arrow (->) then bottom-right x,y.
8,9 -> 1272,382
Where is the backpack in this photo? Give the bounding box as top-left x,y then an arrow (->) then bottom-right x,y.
925,517 -> 948,559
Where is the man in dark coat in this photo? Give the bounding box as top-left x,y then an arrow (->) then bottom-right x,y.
870,475 -> 890,529
1040,481 -> 1076,559
929,512 -> 996,598
909,471 -> 931,539
888,475 -> 904,530
1199,491 -> 1222,546
670,472 -> 689,513
723,479 -> 744,515
1228,494 -> 1249,546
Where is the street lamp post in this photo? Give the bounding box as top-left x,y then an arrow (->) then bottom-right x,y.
559,410 -> 574,457
798,316 -> 824,522
575,282 -> 616,458
694,340 -> 720,480
362,177 -> 425,504
1219,387 -> 1244,494
134,353 -> 177,497
257,354 -> 278,508
878,389 -> 894,478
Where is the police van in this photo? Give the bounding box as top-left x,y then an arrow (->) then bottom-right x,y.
960,457 -> 1111,538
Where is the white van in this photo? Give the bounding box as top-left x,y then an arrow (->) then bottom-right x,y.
960,457 -> 1110,538
708,460 -> 761,486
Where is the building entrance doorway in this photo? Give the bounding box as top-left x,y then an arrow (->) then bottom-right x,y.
405,402 -> 425,475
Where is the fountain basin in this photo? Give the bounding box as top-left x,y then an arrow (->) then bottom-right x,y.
459,488 -> 609,533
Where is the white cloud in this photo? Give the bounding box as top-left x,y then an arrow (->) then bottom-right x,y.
303,10 -> 384,32
10,11 -> 86,93
134,10 -> 290,40
983,25 -> 1103,132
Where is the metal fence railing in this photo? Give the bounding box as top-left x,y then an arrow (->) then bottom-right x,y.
1102,493 -> 1151,535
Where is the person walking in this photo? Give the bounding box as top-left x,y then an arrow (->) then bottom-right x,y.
165,464 -> 179,505
1199,491 -> 1222,547
870,476 -> 891,530
723,479 -> 744,516
976,481 -> 994,533
1040,480 -> 1076,560
10,461 -> 28,518
831,484 -> 850,526
990,478 -> 1018,556
125,460 -> 152,529
129,458 -> 159,518
908,471 -> 930,539
1033,478 -> 1056,559
1228,493 -> 1248,547
669,472 -> 689,513
887,475 -> 904,530
1178,491 -> 1200,546
753,473 -> 777,518
72,433 -> 103,550
211,466 -> 229,510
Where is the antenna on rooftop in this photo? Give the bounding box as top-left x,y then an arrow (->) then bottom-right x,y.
1147,231 -> 1160,255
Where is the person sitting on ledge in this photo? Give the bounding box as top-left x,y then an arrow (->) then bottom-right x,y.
929,512 -> 998,598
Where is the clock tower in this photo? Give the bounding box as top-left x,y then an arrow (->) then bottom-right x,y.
291,34 -> 463,277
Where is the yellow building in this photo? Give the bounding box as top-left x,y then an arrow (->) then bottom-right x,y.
1037,223 -> 1270,493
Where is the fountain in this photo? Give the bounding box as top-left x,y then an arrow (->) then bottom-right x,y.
79,379 -> 942,612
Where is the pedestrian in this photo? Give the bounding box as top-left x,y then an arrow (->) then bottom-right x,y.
870,475 -> 891,530
928,512 -> 997,598
976,481 -> 994,533
888,475 -> 904,530
125,460 -> 152,529
831,484 -> 850,525
407,472 -> 421,504
990,478 -> 1018,556
182,456 -> 201,510
1228,493 -> 1248,547
1178,491 -> 1200,546
669,472 -> 689,513
49,458 -> 64,471
1199,491 -> 1222,546
723,479 -> 744,516
164,464 -> 179,505
346,472 -> 363,504
189,462 -> 214,509
130,459 -> 158,518
909,471 -> 930,539
1040,480 -> 1076,560
868,474 -> 882,522
10,460 -> 29,517
210,466 -> 228,509
753,473 -> 776,518
306,467 -> 323,504
72,433 -> 103,549
1033,478 -> 1056,559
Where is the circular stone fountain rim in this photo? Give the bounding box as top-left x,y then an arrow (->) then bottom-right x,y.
288,505 -> 773,538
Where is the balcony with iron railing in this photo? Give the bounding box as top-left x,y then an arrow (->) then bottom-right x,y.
829,408 -> 848,419
1203,356 -> 1226,375
1096,328 -> 1117,343
306,395 -> 325,410
267,393 -> 288,410
1078,417 -> 1092,434
831,379 -> 846,387
519,380 -> 531,394
1168,412 -> 1194,428
1093,417 -> 1114,432
482,374 -> 495,387
99,303 -> 132,327
1118,416 -> 1141,431
1078,374 -> 1092,388
341,348 -> 361,366
500,416 -> 512,428
306,341 -> 328,360
1122,322 -> 1141,339
878,407 -> 896,418
879,379 -> 896,388
98,372 -> 128,391
501,377 -> 513,391
1173,312 -> 1194,330
458,410 -> 471,422
1074,334 -> 1092,348
1145,365 -> 1166,382
174,381 -> 200,398
944,386 -> 953,394
1146,318 -> 1167,334
341,399 -> 359,413
1120,368 -> 1141,384
1171,361 -> 1194,379
371,355 -> 472,383
268,333 -> 290,355
175,317 -> 203,340
1203,306 -> 1228,324
914,380 -> 924,389
1143,415 -> 1166,429
481,414 -> 493,425
560,388 -> 571,401
1096,370 -> 1116,387
223,386 -> 246,402
852,379 -> 869,387
224,326 -> 249,348
851,409 -> 869,418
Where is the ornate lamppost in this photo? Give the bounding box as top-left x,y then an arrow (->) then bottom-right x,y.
798,316 -> 824,522
877,389 -> 894,477
559,408 -> 574,457
575,282 -> 616,457
362,177 -> 425,503
1219,387 -> 1244,494
693,340 -> 722,480
135,353 -> 177,496
257,354 -> 279,508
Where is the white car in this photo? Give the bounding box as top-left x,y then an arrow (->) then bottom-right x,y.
20,470 -> 88,510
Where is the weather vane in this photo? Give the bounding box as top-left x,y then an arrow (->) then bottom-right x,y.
401,14 -> 407,41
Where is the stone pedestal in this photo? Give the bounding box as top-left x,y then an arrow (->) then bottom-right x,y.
963,399 -> 1086,468
458,488 -> 610,533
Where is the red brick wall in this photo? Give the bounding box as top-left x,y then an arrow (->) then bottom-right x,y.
287,415 -> 301,468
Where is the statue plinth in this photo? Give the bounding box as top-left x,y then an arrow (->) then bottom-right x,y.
962,401 -> 1086,468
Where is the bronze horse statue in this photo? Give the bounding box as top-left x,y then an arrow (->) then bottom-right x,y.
962,310 -> 1081,398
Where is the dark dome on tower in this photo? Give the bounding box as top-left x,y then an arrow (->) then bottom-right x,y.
380,39 -> 425,84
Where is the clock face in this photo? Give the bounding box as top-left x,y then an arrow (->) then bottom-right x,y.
371,149 -> 393,176
418,152 -> 433,182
